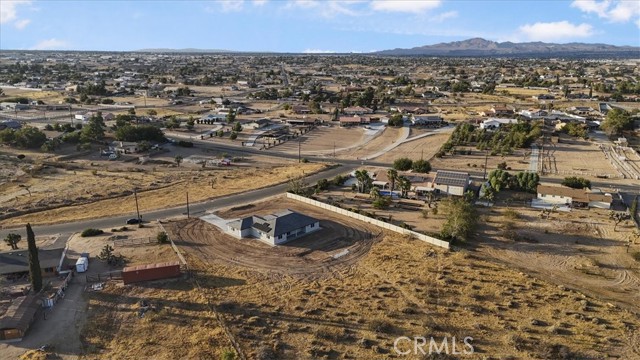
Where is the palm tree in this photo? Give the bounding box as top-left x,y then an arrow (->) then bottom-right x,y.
398,176 -> 411,198
387,169 -> 398,191
355,170 -> 372,194
370,187 -> 380,199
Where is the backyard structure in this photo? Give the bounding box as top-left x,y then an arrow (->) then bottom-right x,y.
432,170 -> 471,196
536,185 -> 613,209
227,209 -> 320,245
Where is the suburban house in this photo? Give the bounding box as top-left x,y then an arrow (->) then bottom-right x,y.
244,118 -> 271,130
411,115 -> 443,127
488,104 -> 515,117
227,210 -> 320,246
200,114 -> 227,123
0,246 -> 66,279
536,185 -> 612,209
292,105 -> 311,114
109,141 -> 138,154
519,109 -> 548,119
0,120 -> 22,130
339,115 -> 370,127
343,106 -> 372,115
432,170 -> 470,196
0,103 -> 30,111
479,118 -> 518,130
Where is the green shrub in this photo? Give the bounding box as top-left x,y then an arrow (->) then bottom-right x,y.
81,228 -> 104,237
157,232 -> 169,244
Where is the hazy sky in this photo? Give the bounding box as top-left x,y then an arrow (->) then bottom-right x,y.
1,0 -> 639,52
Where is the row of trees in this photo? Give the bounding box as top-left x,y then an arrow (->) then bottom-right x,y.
392,157 -> 431,173
481,170 -> 540,201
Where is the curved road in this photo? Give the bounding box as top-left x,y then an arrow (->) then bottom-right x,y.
0,165 -> 353,238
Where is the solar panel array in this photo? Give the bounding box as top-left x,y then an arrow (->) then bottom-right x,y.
434,171 -> 469,187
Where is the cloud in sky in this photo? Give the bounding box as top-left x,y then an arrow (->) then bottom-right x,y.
284,0 -> 362,17
30,38 -> 69,50
14,18 -> 30,29
519,21 -> 594,41
370,0 -> 441,14
303,49 -> 336,53
0,0 -> 31,24
253,0 -> 267,5
221,0 -> 244,12
571,0 -> 640,27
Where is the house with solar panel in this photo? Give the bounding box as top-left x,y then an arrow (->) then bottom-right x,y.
432,170 -> 471,196
227,210 -> 320,246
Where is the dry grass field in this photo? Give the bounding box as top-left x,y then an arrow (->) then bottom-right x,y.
431,146 -> 532,173
275,126 -> 365,155
81,281 -> 232,360
540,136 -> 618,177
476,195 -> 640,311
374,132 -> 450,163
56,193 -> 640,359
338,126 -> 403,159
153,196 -> 640,359
0,162 -> 325,226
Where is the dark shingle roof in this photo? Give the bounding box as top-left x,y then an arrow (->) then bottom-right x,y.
0,248 -> 64,275
229,210 -> 318,238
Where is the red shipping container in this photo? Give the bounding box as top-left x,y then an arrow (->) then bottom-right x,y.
122,261 -> 181,285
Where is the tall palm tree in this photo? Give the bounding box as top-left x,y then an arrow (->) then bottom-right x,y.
370,187 -> 380,199
398,176 -> 411,198
387,169 -> 398,191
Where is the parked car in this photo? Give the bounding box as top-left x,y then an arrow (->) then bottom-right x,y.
126,218 -> 141,225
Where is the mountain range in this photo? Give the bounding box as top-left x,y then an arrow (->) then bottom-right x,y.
374,38 -> 640,57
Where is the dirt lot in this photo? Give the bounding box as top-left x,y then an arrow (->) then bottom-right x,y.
475,196 -> 640,312
540,136 -> 619,177
275,126 -> 365,155
337,126 -> 403,160
373,132 -> 450,163
0,157 -> 325,226
154,196 -> 640,359
165,198 -> 382,279
431,146 -> 531,173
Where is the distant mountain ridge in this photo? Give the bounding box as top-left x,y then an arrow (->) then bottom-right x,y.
375,38 -> 640,57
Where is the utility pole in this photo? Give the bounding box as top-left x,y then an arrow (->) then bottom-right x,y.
298,136 -> 301,163
69,106 -> 73,126
133,189 -> 141,224
483,150 -> 489,180
186,191 -> 190,219
333,141 -> 336,158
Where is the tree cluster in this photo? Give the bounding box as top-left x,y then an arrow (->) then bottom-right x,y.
115,125 -> 165,142
0,126 -> 47,149
561,176 -> 591,189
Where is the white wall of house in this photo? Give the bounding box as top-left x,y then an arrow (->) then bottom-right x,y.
434,184 -> 466,196
537,193 -> 571,205
589,200 -> 611,209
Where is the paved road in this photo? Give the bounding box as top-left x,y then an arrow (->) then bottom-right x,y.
529,144 -> 539,173
0,165 -> 354,238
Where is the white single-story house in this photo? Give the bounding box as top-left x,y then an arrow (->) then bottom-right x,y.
244,118 -> 270,130
479,118 -> 518,130
109,141 -> 138,154
227,210 -> 320,246
432,170 -> 470,196
536,185 -> 612,209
